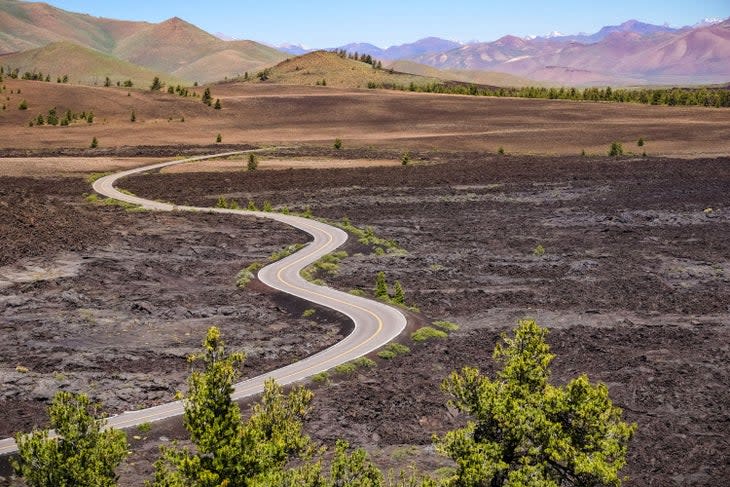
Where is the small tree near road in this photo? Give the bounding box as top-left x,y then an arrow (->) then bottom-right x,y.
12,391 -> 128,487
437,319 -> 635,487
248,153 -> 258,171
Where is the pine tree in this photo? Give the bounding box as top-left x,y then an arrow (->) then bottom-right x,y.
374,271 -> 388,299
247,153 -> 258,171
392,280 -> 405,304
150,76 -> 162,91
152,327 -> 315,486
214,98 -> 222,109
202,88 -> 213,106
12,392 -> 128,487
90,137 -> 98,148
437,319 -> 635,486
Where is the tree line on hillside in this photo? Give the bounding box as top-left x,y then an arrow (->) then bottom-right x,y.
366,80 -> 730,107
333,49 -> 384,69
11,320 -> 635,487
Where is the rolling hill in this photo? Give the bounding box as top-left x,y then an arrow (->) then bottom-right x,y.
246,51 -> 441,89
0,41 -> 185,87
386,60 -> 540,87
0,0 -> 286,84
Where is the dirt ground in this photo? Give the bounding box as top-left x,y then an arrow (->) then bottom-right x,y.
1,150 -> 728,486
1,78 -> 730,156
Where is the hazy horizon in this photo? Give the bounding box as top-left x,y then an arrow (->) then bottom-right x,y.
25,0 -> 730,48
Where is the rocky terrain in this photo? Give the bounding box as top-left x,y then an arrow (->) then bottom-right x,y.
1,150 -> 728,486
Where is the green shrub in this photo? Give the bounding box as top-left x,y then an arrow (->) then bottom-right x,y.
137,422 -> 151,433
302,308 -> 315,318
333,362 -> 357,375
533,244 -> 545,257
333,138 -> 342,149
637,137 -> 645,147
497,146 -> 505,155
311,372 -> 329,384
411,326 -> 448,342
401,151 -> 411,165
608,141 -> 623,156
18,99 -> 27,110
216,133 -> 222,143
348,289 -> 366,297
90,137 -> 98,148
377,342 -> 411,359
432,320 -> 460,332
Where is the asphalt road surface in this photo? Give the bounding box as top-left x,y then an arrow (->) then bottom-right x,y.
0,151 -> 407,455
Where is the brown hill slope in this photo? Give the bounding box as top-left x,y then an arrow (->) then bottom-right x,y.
387,60 -> 540,87
247,51 -> 439,88
0,41 -> 185,87
0,0 -> 148,53
0,1 -> 285,83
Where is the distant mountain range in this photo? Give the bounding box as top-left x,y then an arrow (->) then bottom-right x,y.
277,18 -> 730,86
1,0 -> 728,87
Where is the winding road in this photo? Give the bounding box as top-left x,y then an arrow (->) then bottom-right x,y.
0,151 -> 407,456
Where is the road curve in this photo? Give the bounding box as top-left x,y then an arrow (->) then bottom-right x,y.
0,151 -> 407,455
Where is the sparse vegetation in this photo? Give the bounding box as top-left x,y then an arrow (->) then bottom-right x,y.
411,326 -> 448,342
302,308 -> 316,318
215,196 -> 240,209
609,141 -> 624,156
333,138 -> 343,149
431,320 -> 460,332
533,244 -> 545,256
401,151 -> 411,166
377,342 -> 411,359
247,153 -> 258,171
12,391 -> 128,487
301,250 -> 348,284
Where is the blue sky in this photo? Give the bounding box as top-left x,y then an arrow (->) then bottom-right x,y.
39,0 -> 730,47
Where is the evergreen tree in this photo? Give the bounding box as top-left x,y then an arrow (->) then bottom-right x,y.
202,88 -> 213,106
46,107 -> 59,125
152,327 -> 315,486
247,153 -> 258,171
214,98 -> 222,110
374,271 -> 388,299
436,319 -> 635,487
12,392 -> 128,487
150,76 -> 162,91
392,280 -> 406,304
